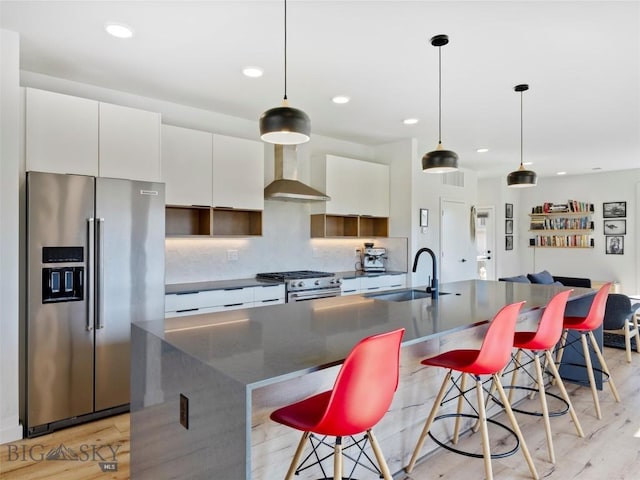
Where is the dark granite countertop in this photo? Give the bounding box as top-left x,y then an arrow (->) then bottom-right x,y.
165,277 -> 283,294
139,280 -> 594,389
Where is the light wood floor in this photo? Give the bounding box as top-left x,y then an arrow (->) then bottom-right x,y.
1,345 -> 638,480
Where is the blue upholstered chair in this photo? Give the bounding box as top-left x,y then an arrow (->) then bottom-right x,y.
603,293 -> 640,363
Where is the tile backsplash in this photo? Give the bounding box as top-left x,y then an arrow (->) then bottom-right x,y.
165,200 -> 408,284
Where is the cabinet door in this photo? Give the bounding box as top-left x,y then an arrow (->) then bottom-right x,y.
99,103 -> 161,181
212,134 -> 264,210
26,88 -> 99,176
360,162 -> 389,217
324,155 -> 362,215
161,125 -> 213,206
340,277 -> 361,295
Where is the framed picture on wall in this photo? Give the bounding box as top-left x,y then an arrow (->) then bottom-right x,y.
603,202 -> 626,218
505,203 -> 513,219
505,219 -> 513,234
605,235 -> 624,254
603,219 -> 626,235
505,235 -> 513,250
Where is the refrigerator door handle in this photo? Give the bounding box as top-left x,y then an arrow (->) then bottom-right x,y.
96,217 -> 105,329
87,218 -> 95,331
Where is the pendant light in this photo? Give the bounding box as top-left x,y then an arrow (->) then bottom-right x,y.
507,84 -> 537,187
259,0 -> 310,145
422,34 -> 458,173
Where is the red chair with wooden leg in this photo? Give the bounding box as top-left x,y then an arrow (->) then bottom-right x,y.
270,328 -> 405,480
505,289 -> 584,464
405,301 -> 539,480
556,282 -> 620,420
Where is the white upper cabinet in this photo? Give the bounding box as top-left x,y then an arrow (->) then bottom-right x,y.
311,155 -> 389,217
212,134 -> 264,211
99,103 -> 161,182
161,125 -> 213,206
26,88 -> 99,176
25,88 -> 161,181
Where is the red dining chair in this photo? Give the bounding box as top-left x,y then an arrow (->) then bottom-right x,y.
405,301 -> 539,480
556,282 -> 620,419
270,328 -> 405,480
504,289 -> 584,464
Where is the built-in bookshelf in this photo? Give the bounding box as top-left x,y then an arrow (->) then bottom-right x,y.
529,200 -> 594,248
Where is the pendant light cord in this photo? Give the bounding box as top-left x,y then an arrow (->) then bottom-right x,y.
520,89 -> 524,167
438,45 -> 442,144
283,0 -> 288,101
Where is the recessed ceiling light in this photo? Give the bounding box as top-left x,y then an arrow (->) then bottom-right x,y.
403,118 -> 419,125
242,66 -> 263,78
332,96 -> 350,104
523,162 -> 533,166
476,148 -> 489,153
105,22 -> 134,39
557,171 -> 567,175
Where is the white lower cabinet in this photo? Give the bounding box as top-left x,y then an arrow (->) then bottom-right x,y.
165,284 -> 285,318
340,274 -> 406,296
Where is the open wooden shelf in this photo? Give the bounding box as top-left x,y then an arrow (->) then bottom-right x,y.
211,208 -> 262,236
359,216 -> 389,237
310,214 -> 388,238
166,206 -> 211,236
165,206 -> 262,237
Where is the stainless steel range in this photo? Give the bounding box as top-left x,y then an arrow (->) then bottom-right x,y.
256,270 -> 342,302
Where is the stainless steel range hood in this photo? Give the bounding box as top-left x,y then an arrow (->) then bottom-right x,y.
264,144 -> 330,202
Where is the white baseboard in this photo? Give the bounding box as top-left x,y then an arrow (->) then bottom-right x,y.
0,420 -> 23,443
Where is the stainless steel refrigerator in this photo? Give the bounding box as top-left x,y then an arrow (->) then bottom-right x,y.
25,171 -> 165,437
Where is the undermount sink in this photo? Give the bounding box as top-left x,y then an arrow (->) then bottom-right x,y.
365,289 -> 453,302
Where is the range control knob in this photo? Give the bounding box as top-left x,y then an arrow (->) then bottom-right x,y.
315,280 -> 321,286
336,278 -> 342,284
297,281 -> 305,288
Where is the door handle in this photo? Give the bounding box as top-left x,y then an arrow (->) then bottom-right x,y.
461,258 -> 467,262
96,218 -> 105,329
86,218 -> 95,331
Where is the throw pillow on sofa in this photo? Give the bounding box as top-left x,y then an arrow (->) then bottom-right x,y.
527,270 -> 555,284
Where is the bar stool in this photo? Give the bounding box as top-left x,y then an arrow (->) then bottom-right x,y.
405,301 -> 539,480
502,289 -> 584,464
270,328 -> 405,480
556,282 -> 620,420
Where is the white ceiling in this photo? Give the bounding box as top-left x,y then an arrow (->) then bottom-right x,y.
2,1 -> 639,179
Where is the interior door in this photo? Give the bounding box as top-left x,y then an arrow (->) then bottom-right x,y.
440,199 -> 476,282
475,206 -> 496,280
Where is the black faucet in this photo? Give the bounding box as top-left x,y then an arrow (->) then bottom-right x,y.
412,248 -> 438,299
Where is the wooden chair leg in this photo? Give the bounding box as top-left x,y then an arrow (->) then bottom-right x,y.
544,350 -> 584,438
492,374 -> 540,480
334,436 -> 342,480
508,349 -> 523,403
368,429 -> 392,480
624,321 -> 632,363
285,431 -> 309,480
588,331 -> 621,402
453,373 -> 466,444
405,369 -> 451,473
580,333 -> 601,420
633,314 -> 640,354
475,376 -> 493,480
533,353 -> 554,464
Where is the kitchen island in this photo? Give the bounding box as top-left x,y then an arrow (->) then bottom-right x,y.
130,280 -> 594,480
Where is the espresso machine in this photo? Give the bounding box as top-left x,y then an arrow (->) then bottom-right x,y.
361,243 -> 387,272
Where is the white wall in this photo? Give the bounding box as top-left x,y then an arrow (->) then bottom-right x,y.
480,170 -> 640,293
518,170 -> 640,293
0,28 -> 23,443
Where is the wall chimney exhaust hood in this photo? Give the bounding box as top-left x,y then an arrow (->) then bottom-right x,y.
264,145 -> 330,202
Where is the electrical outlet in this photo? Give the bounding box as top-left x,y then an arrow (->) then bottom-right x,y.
312,247 -> 320,258
179,394 -> 189,429
227,249 -> 239,261
355,248 -> 361,257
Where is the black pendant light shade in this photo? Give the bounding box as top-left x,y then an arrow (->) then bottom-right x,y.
507,84 -> 537,187
260,103 -> 310,145
423,34 -> 458,173
422,144 -> 459,172
259,0 -> 310,145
